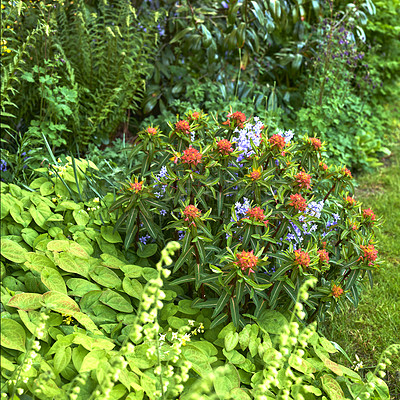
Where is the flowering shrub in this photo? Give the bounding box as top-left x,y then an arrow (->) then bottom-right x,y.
112,110 -> 381,328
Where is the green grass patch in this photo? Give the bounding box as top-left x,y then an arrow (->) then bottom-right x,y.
322,131 -> 400,398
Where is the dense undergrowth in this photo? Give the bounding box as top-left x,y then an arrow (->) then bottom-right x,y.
1,0 -> 399,399
323,119 -> 400,398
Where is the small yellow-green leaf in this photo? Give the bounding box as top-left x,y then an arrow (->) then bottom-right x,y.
1,319 -> 26,352
0,239 -> 27,263
42,291 -> 80,315
321,374 -> 346,400
7,293 -> 43,311
54,346 -> 72,374
41,267 -> 67,294
101,226 -> 123,243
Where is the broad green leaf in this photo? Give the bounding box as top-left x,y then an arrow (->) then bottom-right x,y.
73,209 -> 90,226
178,299 -> 198,315
316,349 -> 343,376
66,278 -> 101,297
57,253 -> 90,278
99,290 -> 133,313
17,310 -> 49,341
0,239 -> 27,263
0,194 -> 10,219
141,267 -> 158,281
41,267 -> 67,294
101,226 -> 123,243
1,319 -> 26,352
40,181 -> 54,196
321,374 -> 346,400
182,345 -> 213,378
89,265 -> 122,289
225,331 -> 239,352
223,349 -> 246,365
73,333 -> 115,351
213,364 -> 240,398
289,354 -> 317,375
24,252 -> 56,273
1,355 -> 16,372
137,243 -> 158,258
42,291 -> 80,315
54,346 -> 72,374
21,228 -> 39,247
126,343 -> 157,369
120,264 -> 142,278
47,240 -> 70,252
319,336 -> 338,353
73,312 -> 102,334
80,349 -> 108,373
7,293 -> 43,311
229,388 -> 252,400
122,277 -> 143,300
239,325 -> 251,350
29,203 -> 53,228
100,253 -> 126,269
257,310 -> 288,334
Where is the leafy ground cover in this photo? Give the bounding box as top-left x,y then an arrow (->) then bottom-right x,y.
323,111 -> 400,398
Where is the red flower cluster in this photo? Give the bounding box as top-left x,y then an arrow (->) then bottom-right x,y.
310,138 -> 322,150
289,193 -> 307,212
183,205 -> 201,221
332,284 -> 344,298
345,196 -> 356,207
269,134 -> 286,151
319,162 -> 328,171
249,169 -> 261,181
294,249 -> 310,269
246,207 -> 269,227
235,250 -> 258,275
181,146 -> 202,167
189,111 -> 201,121
128,179 -> 143,194
175,120 -> 191,135
318,249 -> 330,265
223,111 -> 246,128
146,127 -> 157,135
217,139 -> 233,155
295,171 -> 312,190
362,208 -> 376,222
343,167 -> 352,179
359,244 -> 378,266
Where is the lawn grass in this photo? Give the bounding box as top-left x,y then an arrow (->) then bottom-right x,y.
321,119 -> 400,398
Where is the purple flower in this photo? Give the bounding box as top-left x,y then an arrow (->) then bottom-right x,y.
232,118 -> 263,162
234,198 -> 251,218
139,234 -> 151,244
0,160 -> 7,172
160,209 -> 167,216
178,230 -> 185,241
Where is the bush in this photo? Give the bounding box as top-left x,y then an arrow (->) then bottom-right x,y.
110,110 -> 381,328
1,225 -> 395,399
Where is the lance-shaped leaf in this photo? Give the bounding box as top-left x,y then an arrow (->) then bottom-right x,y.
210,313 -> 228,329
212,290 -> 231,318
173,245 -> 193,273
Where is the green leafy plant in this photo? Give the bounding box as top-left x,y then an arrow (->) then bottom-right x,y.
111,110 -> 381,329
1,0 -> 161,157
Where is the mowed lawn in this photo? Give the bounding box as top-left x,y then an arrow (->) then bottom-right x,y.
323,117 -> 400,398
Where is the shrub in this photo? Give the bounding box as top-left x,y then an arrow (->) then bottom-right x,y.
1,227 -> 394,399
111,110 -> 381,329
